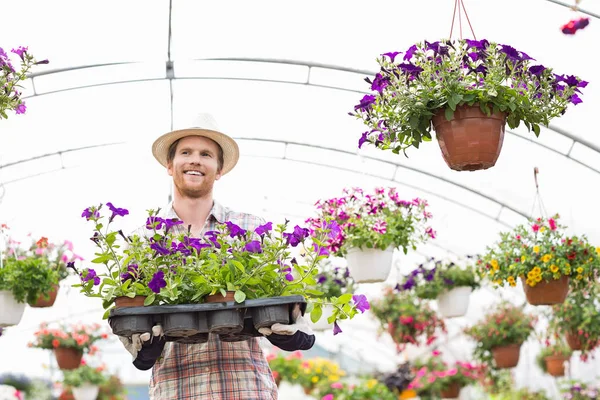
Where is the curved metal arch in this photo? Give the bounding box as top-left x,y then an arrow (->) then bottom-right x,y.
22,59 -> 600,177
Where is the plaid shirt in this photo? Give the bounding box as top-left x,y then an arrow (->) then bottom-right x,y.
146,201 -> 278,400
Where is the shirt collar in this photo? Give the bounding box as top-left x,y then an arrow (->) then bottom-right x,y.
162,200 -> 226,224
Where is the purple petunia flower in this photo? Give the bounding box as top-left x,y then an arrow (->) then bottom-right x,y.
81,207 -> 100,221
358,131 -> 370,149
150,240 -> 171,256
403,44 -> 417,61
254,222 -> 273,236
81,269 -> 100,286
465,39 -> 489,50
352,294 -> 370,313
106,202 -> 129,221
11,46 -> 27,60
244,240 -> 263,253
146,216 -> 165,230
570,94 -> 583,105
204,231 -> 221,248
317,275 -> 327,284
283,225 -> 309,247
121,264 -> 139,282
333,321 -> 342,335
148,271 -> 167,293
164,218 -> 184,233
382,51 -> 401,62
354,94 -> 376,112
15,103 -> 26,114
226,221 -> 247,238
371,73 -> 389,93
398,63 -> 424,76
528,65 -> 546,76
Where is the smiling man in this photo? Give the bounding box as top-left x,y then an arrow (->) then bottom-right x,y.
117,114 -> 315,400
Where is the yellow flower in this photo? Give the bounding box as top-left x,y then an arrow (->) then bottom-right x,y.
596,247 -> 600,255
542,254 -> 552,263
488,270 -> 494,277
521,255 -> 526,263
329,375 -> 340,382
312,376 -> 319,383
507,276 -> 515,283
366,379 -> 378,389
509,281 -> 516,287
540,226 -> 546,233
565,268 -> 571,275
577,267 -> 584,274
527,279 -> 537,287
494,279 -> 503,285
533,246 -> 540,254
535,275 -> 542,282
527,271 -> 536,279
589,258 -> 594,262
491,259 -> 499,270
577,274 -> 583,280
550,265 -> 559,273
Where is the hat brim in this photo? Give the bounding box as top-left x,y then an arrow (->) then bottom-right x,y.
152,128 -> 239,175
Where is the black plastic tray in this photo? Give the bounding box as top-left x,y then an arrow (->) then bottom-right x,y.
108,295 -> 306,343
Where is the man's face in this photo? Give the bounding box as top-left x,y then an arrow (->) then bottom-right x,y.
167,136 -> 222,199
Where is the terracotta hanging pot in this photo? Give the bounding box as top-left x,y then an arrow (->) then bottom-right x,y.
491,343 -> 521,368
522,276 -> 569,305
205,291 -> 236,303
440,382 -> 461,398
431,104 -> 507,171
54,347 -> 83,370
274,376 -> 282,387
566,331 -> 582,351
114,296 -> 147,308
30,284 -> 60,308
545,355 -> 570,377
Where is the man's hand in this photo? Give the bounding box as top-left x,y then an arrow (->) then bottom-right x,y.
258,304 -> 315,351
118,325 -> 166,370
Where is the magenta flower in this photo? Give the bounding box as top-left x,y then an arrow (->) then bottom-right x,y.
352,294 -> 370,313
372,220 -> 387,234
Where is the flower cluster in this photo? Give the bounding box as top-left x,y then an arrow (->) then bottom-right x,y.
464,302 -> 537,366
535,342 -> 572,374
307,187 -> 435,257
62,362 -> 107,388
266,351 -> 303,384
296,358 -> 345,392
316,379 -> 397,400
480,215 -> 600,288
313,261 -> 356,299
0,46 -> 48,119
398,257 -> 480,299
561,381 -> 600,400
408,350 -> 484,395
350,39 -> 587,154
370,287 -> 445,351
29,322 -> 107,353
562,17 -> 590,35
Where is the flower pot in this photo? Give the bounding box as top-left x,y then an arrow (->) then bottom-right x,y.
0,290 -> 26,327
566,331 -> 582,351
345,247 -> 394,283
440,382 -> 461,398
437,286 -> 472,318
173,332 -> 210,344
491,344 -> 521,369
114,296 -> 146,308
310,304 -> 335,331
251,305 -> 289,330
432,104 -> 507,171
545,355 -> 570,377
303,386 -> 313,395
163,312 -> 200,337
71,384 -> 99,400
275,376 -> 282,387
54,347 -> 83,370
522,275 -> 569,305
108,315 -> 154,337
206,291 -> 236,303
208,309 -> 244,335
29,284 -> 60,308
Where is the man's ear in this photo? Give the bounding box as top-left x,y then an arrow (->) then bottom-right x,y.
167,162 -> 173,177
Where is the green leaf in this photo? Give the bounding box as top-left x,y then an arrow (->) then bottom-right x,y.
91,255 -> 112,264
304,289 -> 324,297
219,288 -> 227,297
102,309 -> 110,320
226,282 -> 236,291
234,290 -> 246,303
126,292 -> 136,298
337,293 -> 353,304
311,305 -> 323,323
444,107 -> 454,121
532,124 -> 541,137
231,260 -> 245,273
144,293 -> 156,306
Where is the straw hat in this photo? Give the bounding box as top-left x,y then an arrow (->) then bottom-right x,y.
152,113 -> 239,175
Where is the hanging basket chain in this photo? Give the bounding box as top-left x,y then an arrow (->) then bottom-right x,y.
449,0 -> 477,39
529,167 -> 549,219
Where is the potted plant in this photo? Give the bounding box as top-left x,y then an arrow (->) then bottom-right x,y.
560,381 -> 600,399
379,363 -> 415,398
535,342 -> 572,377
97,375 -> 126,400
296,357 -> 345,395
0,46 -> 48,119
307,187 -> 435,283
62,363 -> 107,400
479,215 -> 600,305
408,351 -> 484,399
350,39 -> 588,171
310,262 -> 357,331
371,287 -> 446,351
266,351 -> 303,387
0,374 -> 32,400
29,322 -> 107,370
400,257 -> 480,318
464,302 -> 536,369
76,203 -> 368,338
316,379 -> 397,400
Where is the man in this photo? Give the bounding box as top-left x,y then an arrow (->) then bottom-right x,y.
119,114 -> 315,399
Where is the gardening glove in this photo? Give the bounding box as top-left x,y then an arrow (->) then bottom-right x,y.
118,324 -> 166,371
258,304 -> 315,351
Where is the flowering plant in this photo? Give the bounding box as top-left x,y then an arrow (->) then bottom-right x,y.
479,215 -> 600,288
313,261 -> 356,299
408,350 -> 484,395
29,322 -> 107,353
0,46 -> 48,119
562,17 -> 590,35
266,351 -> 303,384
296,358 -> 345,392
350,39 -> 587,154
463,302 -> 537,366
316,379 -> 397,400
370,287 -> 446,350
535,342 -> 572,373
62,364 -> 107,387
307,187 -> 435,256
561,381 -> 600,400
76,203 -> 369,327
398,257 -> 480,299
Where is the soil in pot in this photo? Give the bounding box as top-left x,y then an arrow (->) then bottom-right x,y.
54,347 -> 83,370
432,104 -> 506,171
491,344 -> 521,369
522,276 -> 569,305
29,284 -> 60,308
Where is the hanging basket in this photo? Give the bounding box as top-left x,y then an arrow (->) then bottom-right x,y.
437,286 -> 472,318
54,347 -> 83,370
545,355 -> 570,377
491,343 -> 521,369
310,304 -> 334,331
0,290 -> 26,328
566,331 -> 582,351
432,104 -> 507,171
29,284 -> 60,308
345,247 -> 394,283
71,384 -> 99,400
522,275 -> 569,306
440,382 -> 461,399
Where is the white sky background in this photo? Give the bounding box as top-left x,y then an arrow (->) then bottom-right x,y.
1,0 -> 600,397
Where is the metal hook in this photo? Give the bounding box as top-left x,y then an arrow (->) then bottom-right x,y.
533,167 -> 540,190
